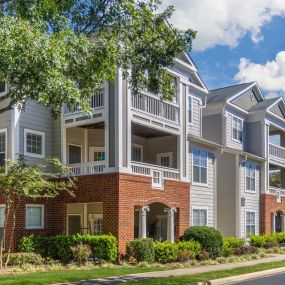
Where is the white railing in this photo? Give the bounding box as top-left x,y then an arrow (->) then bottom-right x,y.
68,161 -> 106,176
269,186 -> 285,197
63,92 -> 104,115
269,144 -> 285,161
132,92 -> 179,123
131,161 -> 180,188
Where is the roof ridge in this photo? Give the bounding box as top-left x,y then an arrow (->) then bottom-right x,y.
209,82 -> 254,93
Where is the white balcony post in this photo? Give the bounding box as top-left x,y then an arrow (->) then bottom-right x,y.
139,206 -> 150,238
166,207 -> 177,242
272,213 -> 276,233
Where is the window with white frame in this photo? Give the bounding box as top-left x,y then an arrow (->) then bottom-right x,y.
24,129 -> 45,158
0,130 -> 6,166
132,144 -> 143,162
246,163 -> 256,192
192,208 -> 207,226
92,215 -> 103,235
25,205 -> 44,229
188,96 -> 192,123
193,148 -> 207,184
157,152 -> 173,168
246,211 -> 256,237
232,116 -> 243,142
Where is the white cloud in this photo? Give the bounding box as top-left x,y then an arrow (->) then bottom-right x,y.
160,0 -> 285,51
235,51 -> 285,92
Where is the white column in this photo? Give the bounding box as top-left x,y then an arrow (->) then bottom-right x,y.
84,129 -> 88,163
272,213 -> 276,233
166,207 -> 177,242
139,206 -> 150,238
61,126 -> 67,164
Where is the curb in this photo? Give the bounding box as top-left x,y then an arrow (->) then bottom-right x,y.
207,266 -> 285,285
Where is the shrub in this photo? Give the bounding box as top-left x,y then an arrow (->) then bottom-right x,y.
153,241 -> 178,263
19,234 -> 117,263
275,232 -> 285,244
4,252 -> 43,267
235,246 -> 258,255
264,242 -> 279,249
176,241 -> 201,256
126,239 -> 154,263
71,243 -> 92,265
197,249 -> 210,261
223,237 -> 245,257
183,226 -> 224,258
249,235 -> 267,248
177,249 -> 195,263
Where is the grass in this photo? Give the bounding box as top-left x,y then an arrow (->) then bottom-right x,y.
124,260 -> 285,284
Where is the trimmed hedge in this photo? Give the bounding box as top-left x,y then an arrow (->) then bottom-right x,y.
183,226 -> 224,258
223,237 -> 245,257
126,238 -> 155,263
4,252 -> 43,266
19,234 -> 118,263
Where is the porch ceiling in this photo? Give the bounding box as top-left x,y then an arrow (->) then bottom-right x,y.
79,122 -> 105,129
132,123 -> 171,138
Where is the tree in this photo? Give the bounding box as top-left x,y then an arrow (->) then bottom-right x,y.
0,156 -> 75,268
270,171 -> 281,188
0,0 -> 196,117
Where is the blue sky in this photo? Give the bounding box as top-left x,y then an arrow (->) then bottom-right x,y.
161,0 -> 285,96
191,16 -> 285,91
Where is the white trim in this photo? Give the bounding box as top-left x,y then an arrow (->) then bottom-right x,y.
25,204 -> 44,229
191,147 -> 209,187
0,128 -> 7,162
24,129 -> 45,158
231,114 -> 244,143
244,161 -> 257,193
187,95 -> 193,126
245,210 -> 257,237
67,143 -> 82,164
157,152 -> 173,168
191,206 -> 208,226
131,143 -> 143,162
66,214 -> 83,235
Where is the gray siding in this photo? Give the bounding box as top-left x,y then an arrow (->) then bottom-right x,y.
189,144 -> 215,227
216,153 -> 237,237
202,114 -> 223,144
240,161 -> 260,238
232,90 -> 258,111
246,122 -> 263,157
271,104 -> 284,119
188,97 -> 201,137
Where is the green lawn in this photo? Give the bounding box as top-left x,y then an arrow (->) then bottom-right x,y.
125,260 -> 285,284
0,260 -> 285,285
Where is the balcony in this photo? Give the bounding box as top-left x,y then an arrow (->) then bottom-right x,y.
269,144 -> 285,162
132,91 -> 179,123
68,161 -> 106,176
63,92 -> 104,116
131,161 -> 180,188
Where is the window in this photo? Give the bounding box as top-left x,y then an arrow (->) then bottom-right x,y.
68,144 -> 82,164
188,96 -> 192,123
246,211 -> 256,237
132,144 -> 143,162
25,205 -> 44,229
192,148 -> 207,184
246,163 -> 256,192
152,170 -> 162,188
92,215 -> 103,235
232,116 -> 243,142
0,129 -> 6,166
0,206 -> 5,227
94,151 -> 105,161
24,129 -> 45,158
157,152 -> 173,168
192,209 -> 207,226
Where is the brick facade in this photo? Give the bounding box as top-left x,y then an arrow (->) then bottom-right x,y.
260,193 -> 285,233
2,172 -> 190,254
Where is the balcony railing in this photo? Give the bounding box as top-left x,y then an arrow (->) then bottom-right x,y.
131,161 -> 180,188
63,92 -> 104,115
68,161 -> 106,176
269,144 -> 285,161
269,186 -> 285,198
132,92 -> 179,123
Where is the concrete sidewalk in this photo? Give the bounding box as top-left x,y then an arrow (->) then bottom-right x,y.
59,254 -> 285,285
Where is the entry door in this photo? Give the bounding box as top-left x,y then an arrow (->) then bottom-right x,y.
68,145 -> 82,164
68,215 -> 82,235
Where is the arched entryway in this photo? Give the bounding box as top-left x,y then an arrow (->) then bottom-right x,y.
272,211 -> 285,233
134,202 -> 177,242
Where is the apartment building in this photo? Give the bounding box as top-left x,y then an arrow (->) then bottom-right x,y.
0,53 -> 220,253
203,82 -> 285,238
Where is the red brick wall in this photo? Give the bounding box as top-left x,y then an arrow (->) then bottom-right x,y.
1,172 -> 190,255
260,193 -> 285,233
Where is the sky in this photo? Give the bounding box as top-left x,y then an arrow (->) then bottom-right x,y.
160,0 -> 285,97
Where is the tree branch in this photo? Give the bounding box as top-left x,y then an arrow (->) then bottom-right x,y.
0,99 -> 15,114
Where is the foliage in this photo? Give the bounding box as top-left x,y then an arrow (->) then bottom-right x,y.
275,232 -> 285,243
126,238 -> 155,263
0,0 -> 196,117
223,237 -> 245,257
70,243 -> 92,265
176,241 -> 201,257
197,249 -> 210,261
269,171 -> 281,188
3,252 -> 43,266
19,234 -> 117,263
249,234 -> 278,248
0,156 -> 74,268
183,226 -> 224,258
264,242 -> 279,249
235,246 -> 258,255
153,241 -> 178,263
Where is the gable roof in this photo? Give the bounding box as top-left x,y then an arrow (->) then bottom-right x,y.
248,97 -> 280,112
207,82 -> 254,104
